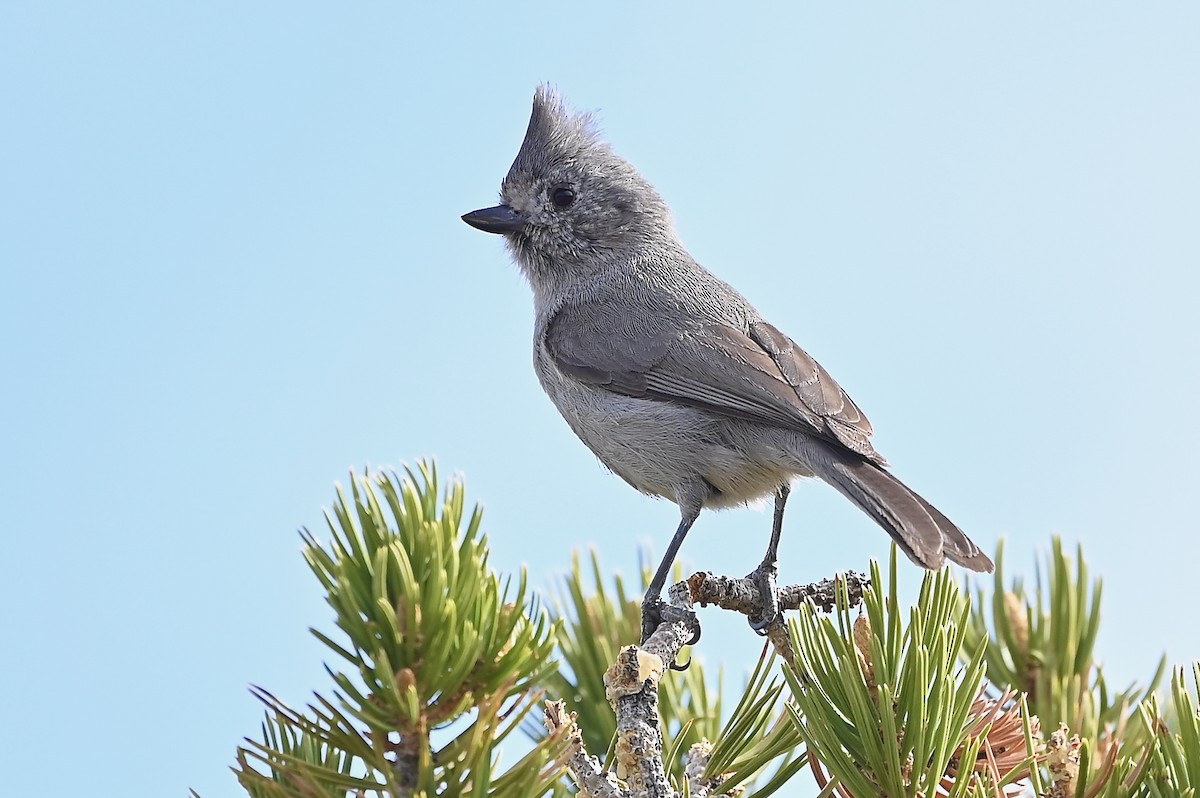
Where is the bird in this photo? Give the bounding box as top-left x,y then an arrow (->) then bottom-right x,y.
462,86 -> 993,651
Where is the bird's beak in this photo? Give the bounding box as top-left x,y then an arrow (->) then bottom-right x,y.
461,204 -> 529,235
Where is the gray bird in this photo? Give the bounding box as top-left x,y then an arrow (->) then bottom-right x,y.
463,87 -> 993,649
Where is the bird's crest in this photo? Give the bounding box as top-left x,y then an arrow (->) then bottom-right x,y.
507,85 -> 608,180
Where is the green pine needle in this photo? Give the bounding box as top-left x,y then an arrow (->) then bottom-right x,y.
233,462 -> 568,798
783,550 -> 1022,798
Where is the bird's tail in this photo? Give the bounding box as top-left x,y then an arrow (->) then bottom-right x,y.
811,448 -> 994,573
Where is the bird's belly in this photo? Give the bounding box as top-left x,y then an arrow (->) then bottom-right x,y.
538,369 -> 801,508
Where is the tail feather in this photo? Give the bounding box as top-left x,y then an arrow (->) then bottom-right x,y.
910,491 -> 994,572
812,450 -> 993,574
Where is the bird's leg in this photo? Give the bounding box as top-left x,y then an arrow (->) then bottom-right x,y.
641,506 -> 702,669
747,483 -> 790,634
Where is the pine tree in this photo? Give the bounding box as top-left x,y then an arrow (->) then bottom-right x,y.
211,463 -> 1199,798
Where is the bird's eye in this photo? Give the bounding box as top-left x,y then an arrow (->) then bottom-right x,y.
550,186 -> 576,209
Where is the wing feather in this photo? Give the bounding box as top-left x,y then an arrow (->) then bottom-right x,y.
545,303 -> 884,463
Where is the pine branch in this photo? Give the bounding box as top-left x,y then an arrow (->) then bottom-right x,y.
230,463 -> 567,798
213,461 -> 1197,798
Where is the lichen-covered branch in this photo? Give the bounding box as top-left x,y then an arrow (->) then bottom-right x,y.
604,646 -> 675,798
543,700 -> 628,798
683,570 -> 871,617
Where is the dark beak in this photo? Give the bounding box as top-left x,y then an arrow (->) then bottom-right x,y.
461,204 -> 528,235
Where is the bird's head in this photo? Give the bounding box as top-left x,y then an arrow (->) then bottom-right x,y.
462,86 -> 676,287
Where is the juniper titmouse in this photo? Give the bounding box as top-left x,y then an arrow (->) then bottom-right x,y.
463,87 -> 993,648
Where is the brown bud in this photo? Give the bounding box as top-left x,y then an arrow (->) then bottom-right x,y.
1004,591 -> 1029,656
853,614 -> 875,688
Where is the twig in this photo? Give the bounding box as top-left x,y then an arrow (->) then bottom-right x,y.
543,700 -> 629,798
681,570 -> 871,666
682,739 -> 738,798
684,570 -> 871,617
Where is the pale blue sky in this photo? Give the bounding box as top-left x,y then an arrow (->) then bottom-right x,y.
2,3 -> 1198,796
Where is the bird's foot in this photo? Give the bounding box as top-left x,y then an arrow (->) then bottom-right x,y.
746,560 -> 781,635
640,595 -> 701,671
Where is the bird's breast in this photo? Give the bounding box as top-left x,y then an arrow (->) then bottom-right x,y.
531,343 -> 798,508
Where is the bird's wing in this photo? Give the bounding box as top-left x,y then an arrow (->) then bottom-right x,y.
544,302 -> 883,463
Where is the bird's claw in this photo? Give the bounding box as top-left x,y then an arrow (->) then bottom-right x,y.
746,561 -> 781,635
640,595 -> 701,670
